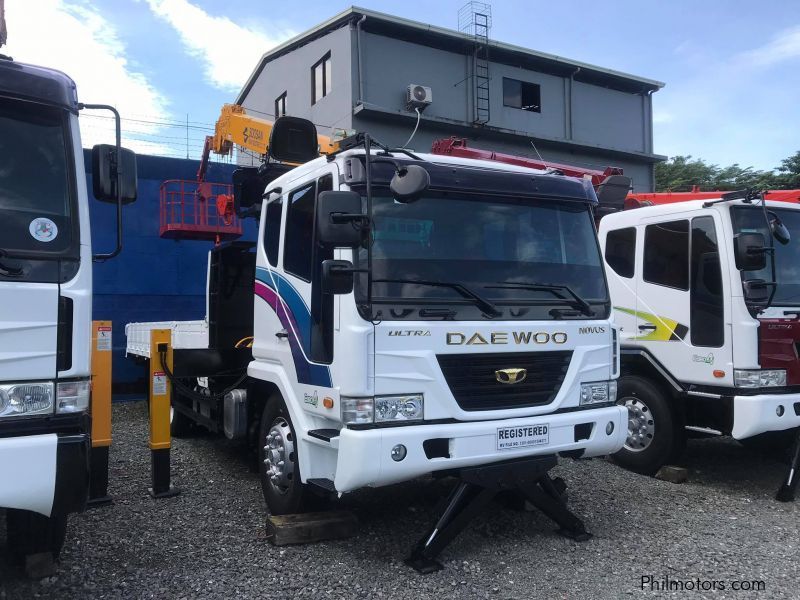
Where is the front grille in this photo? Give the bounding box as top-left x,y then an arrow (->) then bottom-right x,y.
437,350 -> 573,411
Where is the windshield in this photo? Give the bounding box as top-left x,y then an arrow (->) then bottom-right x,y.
356,191 -> 609,320
0,98 -> 75,256
731,206 -> 800,306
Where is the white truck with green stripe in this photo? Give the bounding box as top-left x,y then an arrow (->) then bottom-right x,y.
599,192 -> 800,474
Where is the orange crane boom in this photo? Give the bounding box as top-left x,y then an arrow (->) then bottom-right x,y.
197,104 -> 337,183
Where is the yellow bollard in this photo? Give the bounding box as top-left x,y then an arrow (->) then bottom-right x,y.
148,329 -> 180,498
88,321 -> 113,506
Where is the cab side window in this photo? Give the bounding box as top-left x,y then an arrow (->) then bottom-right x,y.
605,227 -> 636,278
690,216 -> 724,347
284,182 -> 316,281
264,197 -> 283,267
644,220 -> 689,290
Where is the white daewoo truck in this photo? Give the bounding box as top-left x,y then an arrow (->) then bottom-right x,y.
126,121 -> 626,568
599,191 -> 800,474
0,54 -> 136,567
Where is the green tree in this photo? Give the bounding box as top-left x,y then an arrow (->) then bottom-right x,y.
654,156 -> 718,192
775,151 -> 800,189
654,151 -> 799,192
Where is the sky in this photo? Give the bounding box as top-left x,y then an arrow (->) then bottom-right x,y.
2,0 -> 798,170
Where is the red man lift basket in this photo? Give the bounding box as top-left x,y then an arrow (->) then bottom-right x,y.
159,179 -> 242,242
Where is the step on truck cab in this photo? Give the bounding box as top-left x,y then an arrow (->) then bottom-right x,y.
599,192 -> 800,473
126,124 -> 627,517
0,55 -> 136,565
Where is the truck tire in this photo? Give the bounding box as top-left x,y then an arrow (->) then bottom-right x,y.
258,394 -> 312,515
5,509 -> 67,564
612,375 -> 683,476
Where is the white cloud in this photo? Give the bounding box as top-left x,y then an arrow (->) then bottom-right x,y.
3,0 -> 172,155
144,0 -> 295,92
737,24 -> 800,68
653,24 -> 800,170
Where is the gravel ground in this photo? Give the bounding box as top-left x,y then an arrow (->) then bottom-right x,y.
1,400 -> 798,599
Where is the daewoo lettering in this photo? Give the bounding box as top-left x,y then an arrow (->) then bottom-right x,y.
447,332 -> 568,345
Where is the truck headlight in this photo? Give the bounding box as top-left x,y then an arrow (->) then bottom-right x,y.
0,382 -> 55,418
580,380 -> 616,406
341,394 -> 424,425
375,394 -> 423,423
734,369 -> 787,388
57,380 -> 90,413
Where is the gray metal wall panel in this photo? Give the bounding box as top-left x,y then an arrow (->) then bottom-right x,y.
486,64 -> 566,139
352,114 -> 653,193
571,81 -> 645,153
361,32 -> 469,123
238,26 -> 354,165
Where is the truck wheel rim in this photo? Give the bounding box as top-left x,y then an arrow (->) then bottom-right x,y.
263,417 -> 295,494
622,397 -> 654,452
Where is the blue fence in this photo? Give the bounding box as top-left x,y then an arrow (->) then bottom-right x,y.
85,151 -> 256,396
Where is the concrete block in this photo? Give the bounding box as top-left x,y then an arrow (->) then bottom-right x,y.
655,465 -> 688,484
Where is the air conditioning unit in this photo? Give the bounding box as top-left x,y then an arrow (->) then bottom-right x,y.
406,84 -> 432,111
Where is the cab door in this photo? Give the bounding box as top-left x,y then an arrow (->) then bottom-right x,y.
602,225 -> 639,345
633,214 -> 731,386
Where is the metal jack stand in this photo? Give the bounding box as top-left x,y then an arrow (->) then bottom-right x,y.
776,429 -> 800,502
405,455 -> 590,574
148,331 -> 180,499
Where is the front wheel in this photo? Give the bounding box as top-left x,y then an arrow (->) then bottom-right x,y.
258,395 -> 315,515
612,375 -> 683,475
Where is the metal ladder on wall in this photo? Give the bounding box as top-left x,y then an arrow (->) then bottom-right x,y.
459,2 -> 492,126
472,10 -> 490,125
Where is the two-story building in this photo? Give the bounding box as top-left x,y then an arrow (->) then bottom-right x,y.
236,6 -> 665,190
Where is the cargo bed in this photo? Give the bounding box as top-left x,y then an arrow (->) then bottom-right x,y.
125,320 -> 208,358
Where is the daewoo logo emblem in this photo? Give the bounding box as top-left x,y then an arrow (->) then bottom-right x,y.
495,368 -> 527,385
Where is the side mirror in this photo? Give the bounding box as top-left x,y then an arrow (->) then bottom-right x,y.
269,116 -> 320,164
232,167 -> 265,212
742,279 -> 771,306
321,259 -> 355,295
733,232 -> 767,271
316,190 -> 365,248
390,164 -> 430,203
91,144 -> 137,203
769,213 -> 791,246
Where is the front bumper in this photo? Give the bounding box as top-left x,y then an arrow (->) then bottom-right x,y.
0,432 -> 89,516
333,405 -> 626,492
732,393 -> 800,439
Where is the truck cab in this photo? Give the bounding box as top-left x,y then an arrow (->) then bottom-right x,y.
0,55 -> 135,565
599,196 -> 800,473
128,131 -> 627,516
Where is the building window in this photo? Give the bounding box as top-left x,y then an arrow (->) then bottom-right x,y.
643,220 -> 689,290
605,227 -> 636,278
284,182 -> 316,281
503,77 -> 541,112
274,91 -> 287,117
311,53 -> 332,105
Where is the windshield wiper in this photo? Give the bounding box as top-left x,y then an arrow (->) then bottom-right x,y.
372,278 -> 502,317
0,249 -> 23,278
485,281 -> 594,317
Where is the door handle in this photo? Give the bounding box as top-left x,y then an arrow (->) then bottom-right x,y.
638,324 -> 657,332
275,330 -> 289,339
